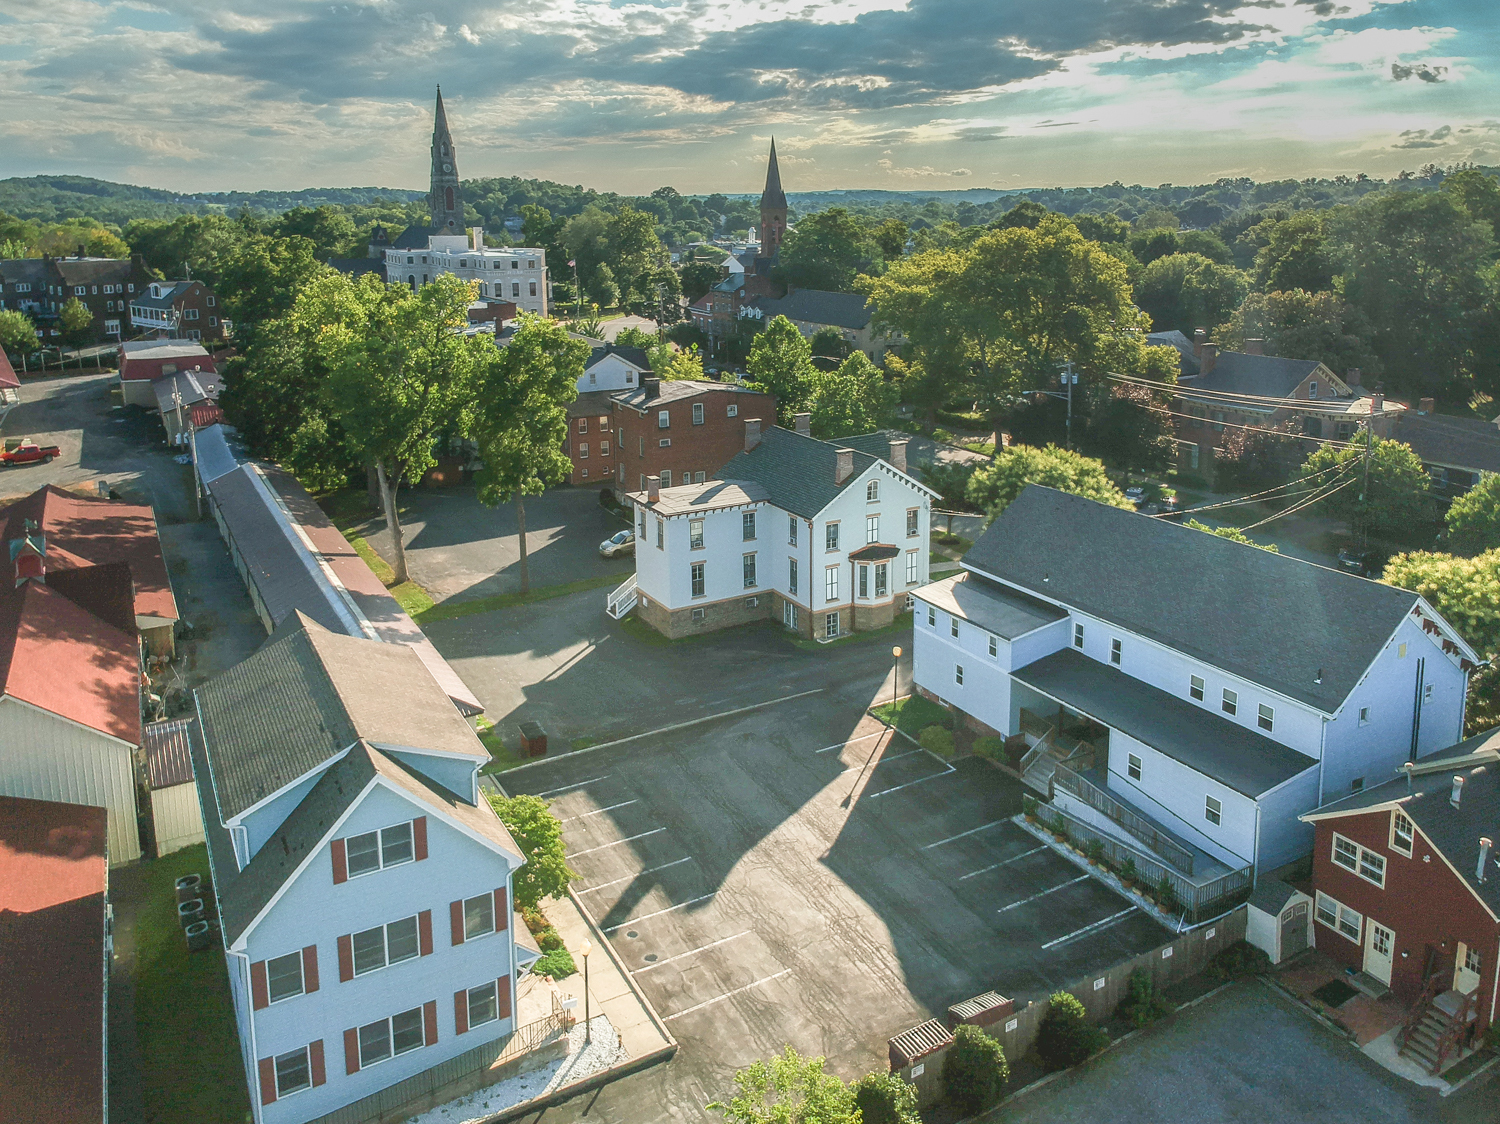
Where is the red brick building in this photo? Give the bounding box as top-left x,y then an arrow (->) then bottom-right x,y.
606,377 -> 776,492
129,279 -> 230,343
1302,731 -> 1500,1071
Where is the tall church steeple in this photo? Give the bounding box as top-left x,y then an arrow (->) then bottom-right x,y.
429,87 -> 462,233
759,138 -> 788,259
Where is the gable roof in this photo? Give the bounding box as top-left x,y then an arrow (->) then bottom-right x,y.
750,289 -> 874,331
713,426 -> 884,519
0,485 -> 177,623
1303,728 -> 1500,917
964,486 -> 1430,713
1394,412 -> 1500,475
194,614 -> 486,821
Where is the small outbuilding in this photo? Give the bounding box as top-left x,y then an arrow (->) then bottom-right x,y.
1245,879 -> 1313,965
143,718 -> 204,856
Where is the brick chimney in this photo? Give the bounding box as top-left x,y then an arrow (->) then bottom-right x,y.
794,412 -> 811,436
1345,367 -> 1362,388
641,376 -> 660,401
646,475 -> 661,503
744,418 -> 762,451
835,448 -> 855,485
1193,328 -> 1207,358
11,518 -> 44,587
1419,397 -> 1434,415
1200,344 -> 1218,375
1371,391 -> 1384,415
889,438 -> 909,475
1244,338 -> 1264,356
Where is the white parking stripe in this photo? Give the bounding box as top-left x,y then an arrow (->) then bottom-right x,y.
1041,907 -> 1139,950
996,875 -> 1090,913
925,820 -> 1007,849
662,970 -> 794,1021
603,892 -> 719,934
815,730 -> 889,754
866,763 -> 958,798
958,846 -> 1046,880
577,857 -> 692,893
632,931 -> 753,974
567,827 -> 665,857
538,775 -> 610,797
560,800 -> 638,822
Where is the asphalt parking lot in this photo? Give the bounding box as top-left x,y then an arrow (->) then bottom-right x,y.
503,689 -> 1170,1121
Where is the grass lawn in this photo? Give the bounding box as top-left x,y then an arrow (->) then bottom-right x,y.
134,845 -> 251,1124
868,692 -> 954,735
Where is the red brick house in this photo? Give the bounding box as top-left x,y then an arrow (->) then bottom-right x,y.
608,377 -> 777,493
1301,731 -> 1500,1071
129,279 -> 230,343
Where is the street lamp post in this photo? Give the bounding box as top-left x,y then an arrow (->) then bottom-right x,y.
579,939 -> 592,1044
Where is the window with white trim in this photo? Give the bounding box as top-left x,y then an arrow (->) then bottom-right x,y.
1257,704 -> 1274,732
274,1046 -> 312,1096
1332,832 -> 1385,887
1127,753 -> 1142,781
1204,795 -> 1221,826
1315,890 -> 1362,942
353,915 -> 421,975
1221,689 -> 1237,717
345,821 -> 414,877
1190,675 -> 1204,702
1391,811 -> 1415,857
266,950 -> 305,1003
358,1007 -> 425,1067
463,893 -> 496,940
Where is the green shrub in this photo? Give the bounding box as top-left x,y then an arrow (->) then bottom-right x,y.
533,947 -> 577,979
852,1070 -> 920,1124
919,725 -> 955,757
941,1024 -> 1009,1112
1036,991 -> 1108,1071
537,929 -> 565,953
1205,940 -> 1272,981
1115,969 -> 1172,1029
975,735 -> 1007,761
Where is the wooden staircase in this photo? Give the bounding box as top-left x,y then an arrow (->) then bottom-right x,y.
1400,978 -> 1477,1074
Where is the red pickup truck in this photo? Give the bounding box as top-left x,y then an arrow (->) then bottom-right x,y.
0,440 -> 61,466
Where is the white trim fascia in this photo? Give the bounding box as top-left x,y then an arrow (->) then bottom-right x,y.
224,746 -> 353,828
0,693 -> 139,750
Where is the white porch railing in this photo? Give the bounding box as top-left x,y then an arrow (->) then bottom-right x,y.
606,574 -> 638,619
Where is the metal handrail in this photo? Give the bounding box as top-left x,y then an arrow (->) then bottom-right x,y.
1052,761 -> 1196,875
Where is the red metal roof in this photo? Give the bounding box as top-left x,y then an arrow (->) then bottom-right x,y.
0,795 -> 108,1124
0,485 -> 178,624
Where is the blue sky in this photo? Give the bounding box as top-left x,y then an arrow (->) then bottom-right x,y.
0,0 -> 1494,195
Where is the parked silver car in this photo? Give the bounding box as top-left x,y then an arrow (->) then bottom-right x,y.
599,529 -> 636,558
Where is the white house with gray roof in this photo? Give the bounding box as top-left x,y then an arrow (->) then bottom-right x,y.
610,418 -> 936,639
191,614 -> 535,1124
910,486 -> 1478,914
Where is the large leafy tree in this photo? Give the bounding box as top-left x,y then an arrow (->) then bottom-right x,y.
1299,434 -> 1432,542
967,444 -> 1131,521
300,271 -> 483,585
1383,549 -> 1500,733
471,314 -> 588,592
805,352 -> 893,439
747,315 -> 816,422
707,1046 -> 857,1124
1215,289 -> 1379,377
486,793 -> 576,910
1135,252 -> 1248,334
1445,473 -> 1500,556
779,207 -> 874,290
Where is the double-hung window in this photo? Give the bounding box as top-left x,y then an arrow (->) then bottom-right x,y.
1332,833 -> 1386,887
358,1007 -> 425,1067
1315,891 -> 1362,942
345,821 -> 413,877
352,915 -> 421,976
267,950 -> 305,1003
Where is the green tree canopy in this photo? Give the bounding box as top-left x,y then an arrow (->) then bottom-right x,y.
747,315 -> 816,422
1300,434 -> 1432,542
779,207 -> 874,290
1445,473 -> 1500,556
967,444 -> 1132,521
1135,252 -> 1248,334
707,1046 -> 857,1124
486,794 -> 576,910
1214,289 -> 1379,377
805,352 -> 893,439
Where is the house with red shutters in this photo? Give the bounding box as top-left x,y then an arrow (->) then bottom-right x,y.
190,613 -> 537,1124
1301,729 -> 1500,1073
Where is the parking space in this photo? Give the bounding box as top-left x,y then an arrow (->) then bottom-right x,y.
506,692 -> 1171,1099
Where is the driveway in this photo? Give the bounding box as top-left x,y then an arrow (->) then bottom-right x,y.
500,687 -> 1170,1124
359,485 -> 634,605
992,981 -> 1492,1124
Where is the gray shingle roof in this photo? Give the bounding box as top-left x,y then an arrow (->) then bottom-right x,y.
1180,351 -> 1324,403
1394,413 -> 1500,475
715,426 -> 882,519
751,290 -> 874,331
194,614 -> 485,820
912,572 -> 1066,640
1306,728 -> 1500,916
1013,648 -> 1317,797
965,487 -> 1422,713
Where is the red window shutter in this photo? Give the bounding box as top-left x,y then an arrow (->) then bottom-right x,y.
454,989 -> 469,1035
498,974 -> 511,1020
250,961 -> 269,1010
302,945 -> 319,993
450,900 -> 464,945
493,887 -> 508,933
344,1027 -> 360,1075
309,1040 -> 326,1087
331,838 -> 348,884
258,1056 -> 277,1104
423,999 -> 438,1046
337,934 -> 354,983
418,910 -> 433,956
413,816 -> 428,861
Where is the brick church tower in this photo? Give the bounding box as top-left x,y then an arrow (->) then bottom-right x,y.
429,88 -> 463,234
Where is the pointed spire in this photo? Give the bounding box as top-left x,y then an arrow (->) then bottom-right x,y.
760,137 -> 787,211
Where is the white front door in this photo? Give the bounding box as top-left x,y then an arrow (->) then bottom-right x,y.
1364,921 -> 1395,986
1456,942 -> 1482,996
